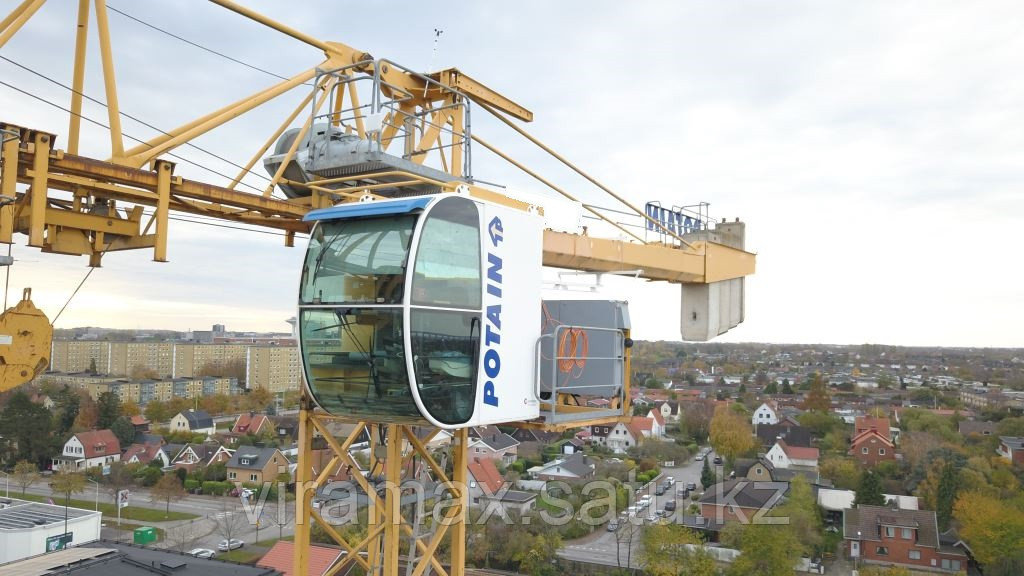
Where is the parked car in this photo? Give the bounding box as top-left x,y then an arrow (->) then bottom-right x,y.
217,539 -> 244,551
677,487 -> 690,498
695,454 -> 705,461
655,484 -> 666,495
713,456 -> 723,465
664,500 -> 677,512
188,548 -> 216,559
607,520 -> 619,532
666,476 -> 675,485
646,513 -> 659,524
686,482 -> 697,491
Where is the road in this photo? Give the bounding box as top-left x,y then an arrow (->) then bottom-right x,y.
558,448 -> 714,569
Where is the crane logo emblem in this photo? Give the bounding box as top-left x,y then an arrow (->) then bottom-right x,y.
483,216 -> 504,407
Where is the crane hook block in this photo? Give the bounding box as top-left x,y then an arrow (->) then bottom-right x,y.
0,288 -> 53,392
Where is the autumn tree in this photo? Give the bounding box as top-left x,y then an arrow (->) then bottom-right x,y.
855,470 -> 886,507
726,521 -> 801,576
709,403 -> 755,465
12,460 -> 40,494
151,474 -> 186,517
954,491 -> 1024,567
640,524 -> 716,576
120,399 -> 141,417
775,475 -> 822,555
129,364 -> 159,380
50,472 -> 87,522
802,372 -> 831,412
144,399 -> 171,424
74,393 -> 99,430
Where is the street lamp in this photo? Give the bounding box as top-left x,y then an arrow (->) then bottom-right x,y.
86,479 -> 99,511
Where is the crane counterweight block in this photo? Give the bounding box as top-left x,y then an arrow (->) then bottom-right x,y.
0,288 -> 52,392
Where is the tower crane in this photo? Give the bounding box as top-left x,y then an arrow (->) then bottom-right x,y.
0,2 -> 755,575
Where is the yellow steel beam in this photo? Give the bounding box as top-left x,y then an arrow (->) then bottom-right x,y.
229,87 -> 316,190
0,0 -> 44,49
264,78 -> 336,197
28,132 -> 52,247
292,405 -> 313,576
0,126 -> 20,243
94,0 -> 124,159
432,68 -> 533,123
67,0 -> 89,155
449,428 -> 467,576
382,424 -> 402,575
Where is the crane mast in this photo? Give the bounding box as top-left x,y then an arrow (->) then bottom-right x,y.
0,2 -> 755,575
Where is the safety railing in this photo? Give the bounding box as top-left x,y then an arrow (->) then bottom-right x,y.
534,324 -> 627,425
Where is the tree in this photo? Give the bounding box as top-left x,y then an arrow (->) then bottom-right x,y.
935,461 -> 958,531
213,502 -> 249,546
802,372 -> 830,412
954,491 -> 1024,567
165,521 -> 202,553
700,457 -> 716,489
144,399 -> 171,424
50,472 -> 87,533
855,470 -> 886,506
120,399 -> 141,417
763,381 -> 778,394
775,475 -> 822,555
727,521 -> 801,576
819,458 -> 860,490
52,386 -> 80,436
12,460 -> 40,494
129,364 -> 159,380
640,524 -> 716,576
111,416 -> 136,447
74,393 -> 99,430
151,474 -> 186,517
96,391 -> 122,429
781,379 -> 794,395
0,390 -> 54,466
709,404 -> 755,465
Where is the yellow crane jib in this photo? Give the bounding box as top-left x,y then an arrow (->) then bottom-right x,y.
0,288 -> 52,392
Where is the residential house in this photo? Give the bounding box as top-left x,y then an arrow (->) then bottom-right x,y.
507,428 -> 561,460
733,457 -> 775,483
630,416 -> 663,441
654,401 -> 681,424
850,427 -> 896,467
698,479 -> 788,526
752,402 -> 779,426
528,453 -> 596,481
226,445 -> 290,485
232,412 -> 273,436
958,420 -> 996,438
605,421 -> 641,453
755,424 -> 812,448
765,439 -> 819,470
477,490 -> 537,516
257,541 -> 342,576
122,443 -> 170,467
468,433 -> 519,466
855,416 -> 892,442
52,430 -> 121,472
844,505 -> 968,573
997,436 -> 1024,465
169,409 -> 216,436
589,424 -> 615,447
129,415 -> 150,433
171,442 -> 234,473
646,410 -> 667,437
467,457 -> 505,506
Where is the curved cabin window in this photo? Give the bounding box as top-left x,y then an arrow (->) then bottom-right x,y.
411,198 -> 481,309
301,216 -> 415,305
410,197 -> 483,425
300,308 -> 421,421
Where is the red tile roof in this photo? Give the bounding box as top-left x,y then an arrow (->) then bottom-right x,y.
649,409 -> 665,427
257,541 -> 341,576
123,443 -> 163,464
778,439 -> 819,461
850,428 -> 894,448
855,416 -> 891,441
467,458 -> 503,495
74,429 -> 120,459
130,415 -> 149,426
232,412 -> 271,435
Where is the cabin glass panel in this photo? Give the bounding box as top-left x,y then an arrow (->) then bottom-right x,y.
301,216 -> 415,305
300,308 -> 420,420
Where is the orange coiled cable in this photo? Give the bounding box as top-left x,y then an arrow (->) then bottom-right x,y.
558,327 -> 589,375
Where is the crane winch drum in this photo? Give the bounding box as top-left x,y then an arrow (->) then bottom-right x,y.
298,193 -> 544,429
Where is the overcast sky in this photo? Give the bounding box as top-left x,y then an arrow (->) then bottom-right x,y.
0,1 -> 1021,347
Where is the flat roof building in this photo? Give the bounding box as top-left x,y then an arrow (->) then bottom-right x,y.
0,498 -> 102,565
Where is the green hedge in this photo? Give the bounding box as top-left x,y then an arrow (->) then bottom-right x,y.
202,481 -> 232,496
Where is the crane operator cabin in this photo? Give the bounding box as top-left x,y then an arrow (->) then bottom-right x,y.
298,193 -> 548,429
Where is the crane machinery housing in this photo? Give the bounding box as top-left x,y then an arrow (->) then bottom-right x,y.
0,2 -> 756,575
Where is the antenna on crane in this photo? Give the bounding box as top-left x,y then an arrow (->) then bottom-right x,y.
424,28 -> 444,98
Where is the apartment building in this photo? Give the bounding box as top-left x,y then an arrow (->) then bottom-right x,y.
49,340 -> 300,392
245,345 -> 301,393
43,372 -> 239,405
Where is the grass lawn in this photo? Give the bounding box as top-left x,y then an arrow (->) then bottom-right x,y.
218,547 -> 266,564
15,491 -> 198,522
